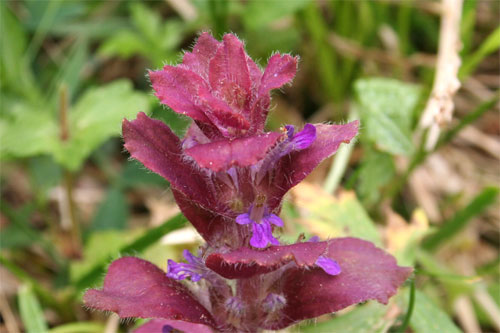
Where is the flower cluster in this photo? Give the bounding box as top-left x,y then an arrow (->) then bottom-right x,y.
84,33 -> 412,332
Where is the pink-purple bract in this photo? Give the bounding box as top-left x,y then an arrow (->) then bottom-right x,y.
84,32 -> 412,333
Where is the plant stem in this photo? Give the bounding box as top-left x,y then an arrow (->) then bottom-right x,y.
59,85 -> 81,257
399,279 -> 415,332
323,109 -> 359,194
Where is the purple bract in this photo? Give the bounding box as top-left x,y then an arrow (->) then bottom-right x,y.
84,32 -> 412,332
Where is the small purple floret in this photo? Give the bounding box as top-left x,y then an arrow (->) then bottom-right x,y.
315,256 -> 341,276
236,210 -> 283,248
166,250 -> 207,282
225,297 -> 244,315
262,293 -> 286,312
162,325 -> 174,333
288,123 -> 316,150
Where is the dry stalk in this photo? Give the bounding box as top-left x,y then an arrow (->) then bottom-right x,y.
419,0 -> 463,151
165,0 -> 198,22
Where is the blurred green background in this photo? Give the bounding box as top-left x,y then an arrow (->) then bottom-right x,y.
0,1 -> 499,332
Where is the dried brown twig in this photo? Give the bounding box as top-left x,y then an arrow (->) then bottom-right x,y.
419,0 -> 464,151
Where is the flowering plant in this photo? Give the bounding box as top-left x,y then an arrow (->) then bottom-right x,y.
84,32 -> 411,332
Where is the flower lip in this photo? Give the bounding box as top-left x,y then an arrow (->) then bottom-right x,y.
235,203 -> 283,249
166,250 -> 208,282
315,256 -> 341,276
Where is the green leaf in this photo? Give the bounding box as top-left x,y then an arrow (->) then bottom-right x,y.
89,187 -> 129,231
49,37 -> 89,102
70,230 -> 135,283
242,0 -> 310,30
289,183 -> 381,245
1,80 -> 150,171
355,78 -> 421,155
75,213 -> 186,291
18,284 -> 48,333
423,187 -> 499,251
300,302 -> 389,333
0,102 -> 57,160
404,290 -> 461,333
0,3 -> 41,103
120,160 -> 168,189
29,156 -> 62,197
98,31 -> 147,59
130,3 -> 161,42
48,322 -> 105,333
53,80 -> 150,170
460,25 -> 500,79
357,148 -> 395,207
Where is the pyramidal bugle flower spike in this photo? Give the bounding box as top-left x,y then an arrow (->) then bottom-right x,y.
84,32 -> 412,333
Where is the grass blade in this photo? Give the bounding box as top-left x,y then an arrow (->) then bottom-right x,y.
18,284 -> 48,333
423,187 -> 499,251
459,25 -> 500,79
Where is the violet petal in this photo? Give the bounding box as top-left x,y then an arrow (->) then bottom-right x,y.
315,256 -> 341,276
235,213 -> 252,225
250,223 -> 268,248
134,319 -> 214,333
83,257 -> 216,327
290,123 -> 316,150
263,214 -> 284,227
267,121 -> 359,210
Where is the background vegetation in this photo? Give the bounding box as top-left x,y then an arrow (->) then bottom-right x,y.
1,1 -> 499,332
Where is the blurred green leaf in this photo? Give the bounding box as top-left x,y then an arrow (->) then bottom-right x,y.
405,290 -> 461,333
29,156 -> 62,197
303,3 -> 340,102
47,19 -> 129,38
460,0 -> 477,55
0,3 -> 41,102
1,80 -> 150,171
0,103 -> 56,159
130,3 -> 161,42
300,302 -> 389,333
98,4 -> 183,67
290,183 -> 381,245
355,78 -> 421,155
49,38 -> 89,102
121,160 -> 168,189
89,187 -> 129,231
150,106 -> 190,137
0,204 -> 37,250
98,31 -> 147,59
0,202 -> 63,266
49,322 -> 105,333
460,25 -> 500,79
357,149 -> 395,206
18,284 -> 48,333
24,1 -> 85,31
423,187 -> 499,251
242,0 -> 309,30
55,80 -> 150,170
71,230 -> 135,283
75,213 -> 186,291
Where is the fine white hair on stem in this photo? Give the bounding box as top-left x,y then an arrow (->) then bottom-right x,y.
419,0 -> 463,151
